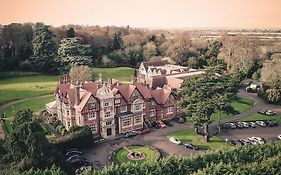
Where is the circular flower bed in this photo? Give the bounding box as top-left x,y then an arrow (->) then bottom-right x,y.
112,145 -> 160,164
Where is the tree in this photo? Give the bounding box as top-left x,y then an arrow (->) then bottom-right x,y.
266,89 -> 281,104
69,65 -> 92,84
179,73 -> 237,142
58,38 -> 92,71
143,42 -> 157,60
261,55 -> 281,87
5,109 -> 56,171
66,27 -> 75,38
112,32 -> 123,50
30,25 -> 59,72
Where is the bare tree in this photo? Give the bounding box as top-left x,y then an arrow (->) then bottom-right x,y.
69,65 -> 92,84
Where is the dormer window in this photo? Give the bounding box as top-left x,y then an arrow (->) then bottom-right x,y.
88,103 -> 95,110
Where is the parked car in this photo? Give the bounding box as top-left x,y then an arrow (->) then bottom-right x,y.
66,155 -> 81,162
258,109 -> 276,116
248,122 -> 256,128
266,120 -> 274,127
175,117 -> 185,124
136,128 -> 150,135
239,139 -> 252,146
151,121 -> 160,129
124,131 -> 137,138
241,122 -> 249,128
228,139 -> 242,146
247,137 -> 258,145
236,122 -> 244,129
69,157 -> 89,164
184,143 -> 199,150
272,121 -> 279,126
169,137 -> 181,144
256,121 -> 267,127
65,150 -> 82,158
278,134 -> 281,140
248,137 -> 265,144
163,120 -> 173,127
229,123 -> 237,129
157,120 -> 167,128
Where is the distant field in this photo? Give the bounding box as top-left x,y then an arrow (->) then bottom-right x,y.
0,74 -> 57,105
92,67 -> 135,82
210,97 -> 254,122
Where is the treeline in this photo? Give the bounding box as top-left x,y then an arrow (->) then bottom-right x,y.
5,141 -> 281,175
0,23 -> 225,73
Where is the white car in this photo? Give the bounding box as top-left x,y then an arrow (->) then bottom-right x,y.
278,135 -> 281,140
256,121 -> 267,127
241,122 -> 249,128
248,136 -> 265,144
169,137 -> 181,145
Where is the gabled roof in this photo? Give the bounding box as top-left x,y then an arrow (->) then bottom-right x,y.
135,83 -> 152,99
115,84 -> 136,101
150,75 -> 167,90
76,92 -> 93,111
151,88 -> 172,105
56,83 -> 71,96
143,60 -> 168,71
81,82 -> 99,94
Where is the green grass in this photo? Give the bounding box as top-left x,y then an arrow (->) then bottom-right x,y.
92,67 -> 134,82
166,130 -> 230,150
242,113 -> 281,122
210,97 -> 254,122
115,145 -> 159,164
0,71 -> 40,79
1,96 -> 54,118
1,96 -> 54,135
0,75 -> 57,105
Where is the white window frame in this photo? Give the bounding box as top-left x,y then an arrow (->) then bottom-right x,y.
167,107 -> 173,114
105,111 -> 111,118
134,115 -> 142,124
115,99 -> 121,104
106,121 -> 111,126
150,109 -> 156,117
88,112 -> 96,120
89,124 -> 97,133
120,106 -> 127,113
122,117 -> 132,127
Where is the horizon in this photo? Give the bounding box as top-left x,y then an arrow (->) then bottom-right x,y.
1,0 -> 281,29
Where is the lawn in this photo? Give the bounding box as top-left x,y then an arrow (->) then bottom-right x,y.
115,145 -> 159,164
166,130 -> 230,150
210,97 -> 254,122
92,67 -> 135,82
0,74 -> 57,105
242,113 -> 281,123
1,95 -> 54,134
0,71 -> 39,79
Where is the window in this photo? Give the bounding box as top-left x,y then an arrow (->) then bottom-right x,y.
120,106 -> 127,113
150,109 -> 156,117
88,103 -> 95,110
89,124 -> 97,133
122,118 -> 131,127
106,121 -> 111,126
115,99 -> 120,104
167,107 -> 173,114
67,110 -> 70,115
134,115 -> 142,124
135,104 -> 142,111
105,112 -> 111,118
104,102 -> 109,107
88,112 -> 96,119
151,101 -> 155,106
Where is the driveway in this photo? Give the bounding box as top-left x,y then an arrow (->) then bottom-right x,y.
83,122 -> 198,169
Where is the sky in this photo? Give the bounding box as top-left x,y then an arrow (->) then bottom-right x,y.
1,0 -> 281,28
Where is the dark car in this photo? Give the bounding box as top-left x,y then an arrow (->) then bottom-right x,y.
66,155 -> 81,162
69,157 -> 89,164
272,121 -> 278,126
136,128 -> 150,135
266,120 -> 274,127
184,143 -> 199,150
124,131 -> 137,138
151,121 -> 160,129
65,150 -> 82,158
176,117 -> 185,124
163,120 -> 173,127
228,139 -> 242,146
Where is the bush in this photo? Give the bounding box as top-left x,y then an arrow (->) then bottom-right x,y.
49,126 -> 94,150
266,88 -> 281,104
19,60 -> 34,71
246,86 -> 253,92
252,71 -> 260,80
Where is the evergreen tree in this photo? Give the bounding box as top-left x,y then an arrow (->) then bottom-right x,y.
30,25 -> 59,72
66,27 -> 75,38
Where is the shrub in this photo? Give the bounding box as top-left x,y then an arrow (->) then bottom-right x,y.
252,71 -> 260,80
52,120 -> 61,128
266,88 -> 281,104
19,60 -> 34,71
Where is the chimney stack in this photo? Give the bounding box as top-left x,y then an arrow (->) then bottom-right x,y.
99,73 -> 103,83
74,85 -> 80,106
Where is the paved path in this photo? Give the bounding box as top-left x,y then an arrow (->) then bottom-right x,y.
209,89 -> 281,135
0,94 -> 53,138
